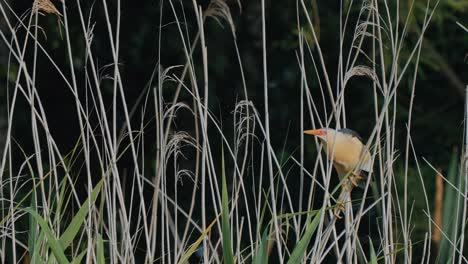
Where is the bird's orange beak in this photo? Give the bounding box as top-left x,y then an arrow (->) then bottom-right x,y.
304,129 -> 326,136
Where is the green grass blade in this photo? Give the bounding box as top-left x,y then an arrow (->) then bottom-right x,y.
97,234 -> 105,264
438,151 -> 460,262
221,146 -> 235,264
72,250 -> 87,264
252,228 -> 270,264
368,237 -> 377,264
59,178 -> 105,249
178,214 -> 220,264
31,231 -> 45,264
28,191 -> 38,260
24,208 -> 70,264
287,210 -> 322,264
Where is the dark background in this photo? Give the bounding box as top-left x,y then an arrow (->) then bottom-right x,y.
4,0 -> 465,162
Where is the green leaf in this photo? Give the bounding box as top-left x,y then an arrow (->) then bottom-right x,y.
59,178 -> 104,249
28,191 -> 38,259
221,146 -> 235,264
97,234 -> 105,264
72,250 -> 87,264
252,228 -> 270,264
438,150 -> 461,262
287,210 -> 322,264
368,237 -> 378,264
178,215 -> 220,264
31,232 -> 45,264
24,208 -> 70,264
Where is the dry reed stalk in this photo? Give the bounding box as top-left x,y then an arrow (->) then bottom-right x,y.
33,0 -> 62,17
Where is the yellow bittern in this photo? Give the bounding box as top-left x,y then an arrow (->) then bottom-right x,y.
304,128 -> 371,218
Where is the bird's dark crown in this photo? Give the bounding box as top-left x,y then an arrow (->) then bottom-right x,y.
338,128 -> 364,142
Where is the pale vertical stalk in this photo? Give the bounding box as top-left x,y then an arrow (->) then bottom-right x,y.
338,0 -> 345,128
232,25 -> 254,257
162,158 -> 168,263
299,0 -> 338,125
261,0 -> 283,261
101,0 -> 152,259
0,6 -> 37,263
155,5 -> 203,260
339,2 -> 353,261
233,109 -> 240,259
76,1 -> 135,261
29,6 -> 44,222
255,143 -> 265,250
151,2 -> 164,259
384,0 -> 410,259
297,1 -> 305,236
0,51 -> 14,264
151,2 -> 168,261
184,2 -> 211,262
372,1 -> 392,261
7,119 -> 16,264
460,85 -> 468,264
197,9 -> 210,264
60,0 -> 96,259
299,44 -> 305,235
403,5 -> 427,261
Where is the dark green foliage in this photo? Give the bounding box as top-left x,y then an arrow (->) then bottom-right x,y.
437,151 -> 465,262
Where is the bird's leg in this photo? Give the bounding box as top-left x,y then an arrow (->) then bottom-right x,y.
349,172 -> 364,187
334,202 -> 345,219
334,186 -> 350,219
342,181 -> 352,192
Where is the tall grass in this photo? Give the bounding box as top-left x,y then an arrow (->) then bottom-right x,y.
0,0 -> 465,263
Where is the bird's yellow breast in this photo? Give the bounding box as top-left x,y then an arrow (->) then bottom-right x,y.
325,136 -> 368,174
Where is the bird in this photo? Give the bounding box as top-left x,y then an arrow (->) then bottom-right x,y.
304,128 -> 372,218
